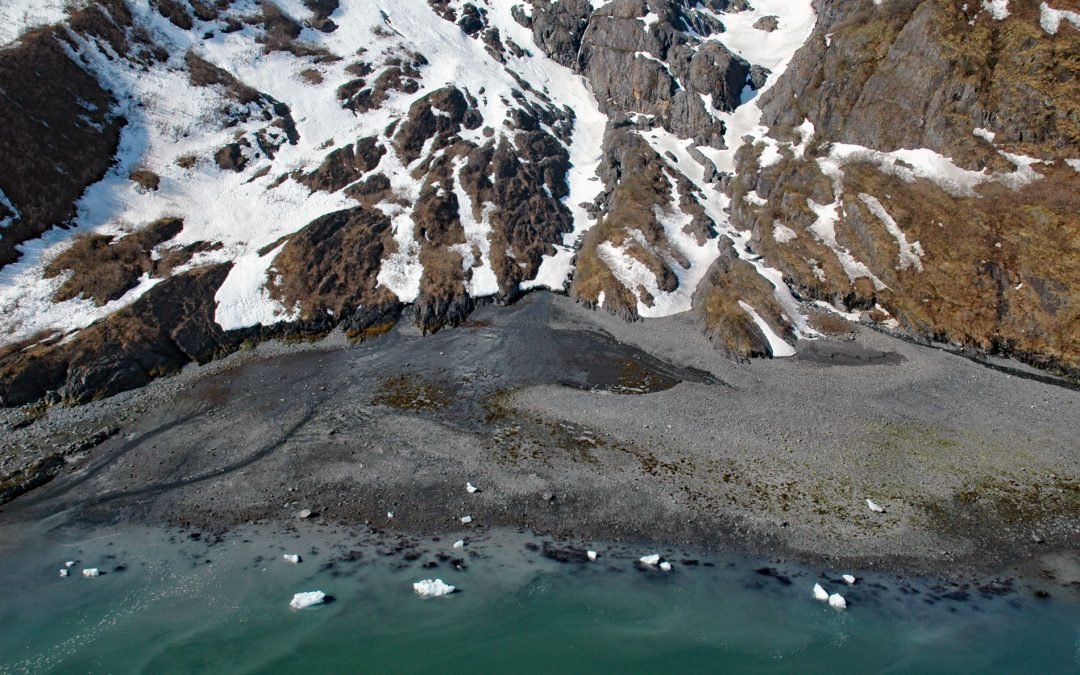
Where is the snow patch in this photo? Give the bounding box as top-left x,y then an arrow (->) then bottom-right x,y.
807,199 -> 886,290
857,194 -> 924,271
982,0 -> 1010,20
214,244 -> 297,331
0,0 -> 78,47
739,301 -> 796,357
1039,3 -> 1080,33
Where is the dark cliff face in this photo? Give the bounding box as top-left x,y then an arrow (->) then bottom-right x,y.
0,0 -> 1076,406
728,0 -> 1080,376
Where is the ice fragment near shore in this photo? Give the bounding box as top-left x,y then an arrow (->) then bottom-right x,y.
453,540 -> 465,549
659,561 -> 673,572
283,554 -> 302,564
843,574 -> 856,585
64,561 -> 75,568
866,499 -> 885,513
640,554 -> 660,566
828,593 -> 847,609
466,482 -> 479,494
813,583 -> 829,601
59,569 -> 69,577
290,591 -> 326,609
82,568 -> 100,578
460,515 -> 473,524
587,550 -> 598,562
414,579 -> 456,597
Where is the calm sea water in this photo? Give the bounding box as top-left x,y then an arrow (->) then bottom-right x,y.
0,524 -> 1077,674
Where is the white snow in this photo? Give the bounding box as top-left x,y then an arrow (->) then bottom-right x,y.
807,199 -> 886,290
857,194 -> 924,271
982,0 -> 1010,20
0,188 -> 19,229
973,127 -> 996,143
772,222 -> 798,244
1066,159 -> 1080,173
449,158 -> 499,297
413,579 -> 455,597
0,0 -> 78,47
813,583 -> 829,601
866,499 -> 885,513
214,244 -> 296,331
289,591 -> 326,609
1039,3 -> 1080,34
739,301 -> 795,357
822,143 -> 1043,198
828,592 -> 847,609
283,554 -> 302,564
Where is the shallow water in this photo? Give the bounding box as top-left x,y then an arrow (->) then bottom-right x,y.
1,524 -> 1078,674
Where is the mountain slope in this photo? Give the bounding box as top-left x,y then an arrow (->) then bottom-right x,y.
0,0 -> 1076,405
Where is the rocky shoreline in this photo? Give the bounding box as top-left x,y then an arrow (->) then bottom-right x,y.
1,292 -> 1078,590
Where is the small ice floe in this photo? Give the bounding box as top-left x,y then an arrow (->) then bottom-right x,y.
283,554 -> 302,564
659,561 -> 673,572
466,482 -> 479,494
866,499 -> 885,513
387,512 -> 394,519
842,574 -> 857,585
828,593 -> 847,609
640,554 -> 661,566
413,579 -> 456,597
453,540 -> 465,549
59,569 -> 69,577
298,509 -> 312,519
587,550 -> 598,562
460,515 -> 473,524
290,591 -> 326,609
813,583 -> 829,601
64,561 -> 75,568
82,568 -> 100,578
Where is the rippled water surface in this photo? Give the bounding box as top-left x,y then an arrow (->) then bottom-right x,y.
1,525 -> 1077,674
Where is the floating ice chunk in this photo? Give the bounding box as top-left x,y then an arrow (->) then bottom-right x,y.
283,554 -> 302,564
414,579 -> 456,597
64,561 -> 75,568
290,591 -> 326,609
453,540 -> 465,549
298,509 -> 312,519
59,569 -> 69,577
387,512 -> 394,519
460,515 -> 473,524
843,574 -> 857,585
466,482 -> 479,494
659,561 -> 673,572
82,568 -> 100,578
813,583 -> 829,601
640,554 -> 660,566
866,499 -> 885,513
828,593 -> 847,609
587,550 -> 598,562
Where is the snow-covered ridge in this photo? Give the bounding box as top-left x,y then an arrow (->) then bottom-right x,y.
0,0 -> 81,48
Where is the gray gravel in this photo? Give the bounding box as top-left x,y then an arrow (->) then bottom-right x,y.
1,292 -> 1077,584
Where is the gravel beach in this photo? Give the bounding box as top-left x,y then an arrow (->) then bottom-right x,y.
2,292 -> 1077,585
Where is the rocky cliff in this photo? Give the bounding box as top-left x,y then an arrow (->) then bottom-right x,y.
0,0 -> 1076,405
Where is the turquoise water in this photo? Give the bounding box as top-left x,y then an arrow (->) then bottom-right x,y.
1,525 -> 1077,674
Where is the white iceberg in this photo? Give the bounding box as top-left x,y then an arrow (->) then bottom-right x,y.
640,554 -> 660,566
866,499 -> 885,513
82,568 -> 100,578
453,540 -> 465,549
659,561 -> 673,572
59,569 -> 69,577
460,515 -> 473,524
842,574 -> 856,585
466,482 -> 479,494
64,561 -> 75,568
283,554 -> 302,564
587,550 -> 598,561
413,579 -> 456,597
813,583 -> 829,601
828,593 -> 847,609
290,591 -> 326,609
